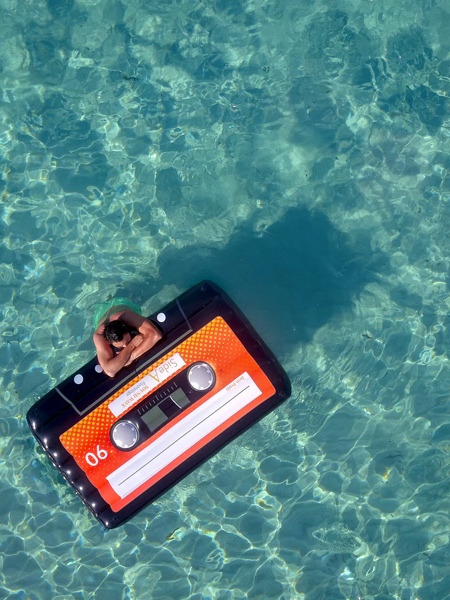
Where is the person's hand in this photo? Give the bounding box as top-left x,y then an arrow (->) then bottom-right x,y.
124,345 -> 136,366
124,335 -> 144,366
130,334 -> 144,348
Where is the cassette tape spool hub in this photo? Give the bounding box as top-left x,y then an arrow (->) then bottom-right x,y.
27,281 -> 291,528
187,362 -> 216,390
110,421 -> 139,450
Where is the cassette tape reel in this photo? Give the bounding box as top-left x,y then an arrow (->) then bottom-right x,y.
27,281 -> 291,528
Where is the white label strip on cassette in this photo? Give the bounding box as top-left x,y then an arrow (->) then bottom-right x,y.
109,353 -> 186,417
107,372 -> 262,498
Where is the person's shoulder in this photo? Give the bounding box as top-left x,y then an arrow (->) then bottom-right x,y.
120,308 -> 140,317
93,329 -> 106,348
121,309 -> 149,330
93,320 -> 113,340
120,309 -> 143,322
106,310 -> 127,323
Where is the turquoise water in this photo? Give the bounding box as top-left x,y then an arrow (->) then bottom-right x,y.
2,0 -> 450,597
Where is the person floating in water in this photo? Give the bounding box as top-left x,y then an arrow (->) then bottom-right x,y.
93,299 -> 162,377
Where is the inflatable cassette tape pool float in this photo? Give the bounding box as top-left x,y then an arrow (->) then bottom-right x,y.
27,281 -> 291,528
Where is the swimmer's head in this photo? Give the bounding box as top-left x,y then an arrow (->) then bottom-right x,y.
103,320 -> 132,347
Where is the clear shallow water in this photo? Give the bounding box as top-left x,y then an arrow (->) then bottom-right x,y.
2,0 -> 450,597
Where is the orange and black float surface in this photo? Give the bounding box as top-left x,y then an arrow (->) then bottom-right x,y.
27,281 -> 291,528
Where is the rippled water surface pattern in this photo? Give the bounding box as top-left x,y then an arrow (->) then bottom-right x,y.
2,0 -> 450,598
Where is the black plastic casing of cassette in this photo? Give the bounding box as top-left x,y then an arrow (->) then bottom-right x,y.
27,281 -> 291,528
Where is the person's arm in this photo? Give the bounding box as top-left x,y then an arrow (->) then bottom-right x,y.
93,333 -> 140,378
121,310 -> 162,362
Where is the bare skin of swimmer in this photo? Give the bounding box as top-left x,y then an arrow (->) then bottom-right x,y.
93,309 -> 162,378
